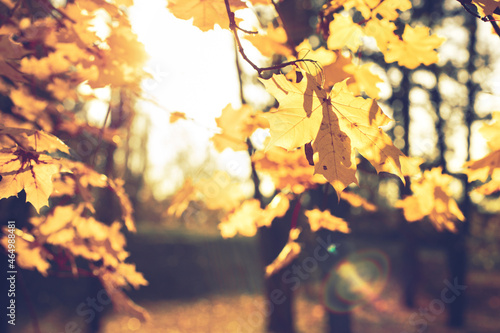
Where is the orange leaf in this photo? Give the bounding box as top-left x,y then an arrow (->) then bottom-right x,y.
0,148 -> 60,212
211,104 -> 253,152
396,167 -> 464,232
261,69 -> 415,196
245,24 -> 292,57
305,209 -> 350,233
385,26 -> 445,69
167,0 -> 246,32
1,235 -> 50,276
327,14 -> 364,52
169,111 -> 187,123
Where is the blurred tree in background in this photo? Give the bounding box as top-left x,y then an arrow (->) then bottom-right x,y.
1,0 -> 500,332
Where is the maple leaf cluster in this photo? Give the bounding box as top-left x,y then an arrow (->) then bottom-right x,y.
464,112 -> 500,195
165,0 -> 500,245
0,0 -> 149,320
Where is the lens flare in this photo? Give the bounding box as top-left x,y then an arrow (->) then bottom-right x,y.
321,249 -> 390,313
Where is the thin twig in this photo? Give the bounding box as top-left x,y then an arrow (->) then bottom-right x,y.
491,20 -> 500,37
224,0 -> 318,77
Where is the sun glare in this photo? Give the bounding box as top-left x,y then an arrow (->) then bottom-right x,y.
129,0 -> 248,199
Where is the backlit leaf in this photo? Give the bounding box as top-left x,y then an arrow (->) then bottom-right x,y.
385,26 -> 445,69
167,0 -> 246,31
305,209 -> 350,233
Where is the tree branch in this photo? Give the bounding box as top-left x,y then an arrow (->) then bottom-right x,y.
224,0 -> 318,77
491,20 -> 500,37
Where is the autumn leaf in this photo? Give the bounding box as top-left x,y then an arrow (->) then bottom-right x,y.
259,72 -> 324,150
384,25 -> 445,69
305,209 -> 350,233
261,69 -> 415,196
295,40 -> 337,68
372,0 -> 412,20
470,0 -> 500,18
218,199 -> 262,238
463,112 -> 500,194
364,19 -> 399,51
396,167 -> 464,232
245,24 -> 292,58
340,191 -> 377,212
0,148 -> 60,212
169,111 -> 187,123
252,146 -> 326,194
259,192 -> 290,228
0,233 -> 50,276
167,0 -> 246,31
0,35 -> 29,83
478,111 -> 500,151
327,14 -> 364,52
464,150 -> 500,183
323,54 -> 383,98
294,43 -> 382,98
0,126 -> 70,154
265,229 -> 301,277
312,91 -> 358,195
212,104 -> 253,152
218,193 -> 290,238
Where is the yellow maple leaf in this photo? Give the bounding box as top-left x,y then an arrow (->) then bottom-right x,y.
364,19 -> 399,51
464,150 -> 500,183
384,25 -> 445,69
372,0 -> 412,20
218,199 -> 262,238
167,0 -> 246,32
479,111 -> 500,151
212,104 -> 253,152
261,69 -> 414,196
0,148 -> 60,212
396,168 -> 464,232
305,209 -> 350,233
0,235 -> 50,276
296,40 -> 337,68
463,112 -> 500,194
0,35 -> 29,83
259,192 -> 290,228
252,146 -> 326,194
245,24 -> 292,58
323,54 -> 383,98
218,193 -> 290,238
0,127 -> 70,154
259,73 -> 324,150
343,0 -> 381,19
327,14 -> 364,52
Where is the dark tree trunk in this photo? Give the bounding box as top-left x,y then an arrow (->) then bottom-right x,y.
258,205 -> 297,333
